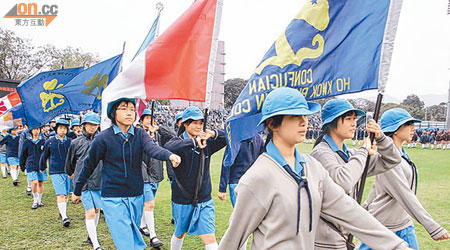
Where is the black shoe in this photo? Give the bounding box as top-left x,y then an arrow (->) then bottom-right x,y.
38,202 -> 44,207
26,188 -> 32,195
2,176 -> 6,179
86,236 -> 92,245
140,227 -> 150,237
170,218 -> 175,224
13,180 -> 19,186
150,237 -> 164,249
94,247 -> 102,250
31,202 -> 38,209
63,217 -> 71,227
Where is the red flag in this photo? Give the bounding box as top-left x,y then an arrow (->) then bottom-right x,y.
144,0 -> 220,101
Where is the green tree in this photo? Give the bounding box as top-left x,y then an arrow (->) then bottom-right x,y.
0,28 -> 100,81
224,78 -> 247,110
401,94 -> 425,120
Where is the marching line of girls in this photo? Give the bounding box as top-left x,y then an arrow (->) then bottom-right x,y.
3,91 -> 449,250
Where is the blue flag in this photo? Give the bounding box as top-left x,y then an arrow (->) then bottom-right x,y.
224,0 -> 403,167
17,67 -> 83,129
132,15 -> 160,61
54,54 -> 122,113
10,103 -> 26,125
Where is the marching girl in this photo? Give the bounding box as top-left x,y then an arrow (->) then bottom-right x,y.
164,106 -> 226,250
39,119 -> 72,227
138,108 -> 176,248
0,127 -> 21,186
309,99 -> 402,250
67,118 -> 82,139
65,112 -> 103,250
360,108 -> 449,250
72,98 -> 181,250
218,88 -> 412,250
0,129 -> 8,179
20,126 -> 47,209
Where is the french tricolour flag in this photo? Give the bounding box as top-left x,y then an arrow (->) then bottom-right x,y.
101,0 -> 223,129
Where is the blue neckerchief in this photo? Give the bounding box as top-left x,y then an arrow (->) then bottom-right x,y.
323,135 -> 349,163
266,140 -> 304,176
55,135 -> 67,142
113,125 -> 135,140
396,146 -> 418,194
265,140 -> 311,233
113,125 -> 135,178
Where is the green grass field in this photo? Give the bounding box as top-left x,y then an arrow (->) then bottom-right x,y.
0,143 -> 449,249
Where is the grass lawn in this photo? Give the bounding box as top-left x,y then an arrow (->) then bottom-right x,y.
0,142 -> 449,249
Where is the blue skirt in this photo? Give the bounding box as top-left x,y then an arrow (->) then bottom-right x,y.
359,224 -> 419,250
50,173 -> 70,196
172,199 -> 216,237
81,190 -> 103,211
27,171 -> 48,182
229,184 -> 238,207
102,195 -> 146,250
143,182 -> 159,202
7,157 -> 19,166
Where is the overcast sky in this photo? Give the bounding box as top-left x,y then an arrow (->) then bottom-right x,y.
1,0 -> 449,102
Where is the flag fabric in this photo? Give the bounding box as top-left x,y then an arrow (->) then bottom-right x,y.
0,103 -> 26,129
132,15 -> 160,61
17,67 -> 84,129
53,54 -> 122,113
0,92 -> 21,116
223,0 -> 403,167
101,0 -> 223,129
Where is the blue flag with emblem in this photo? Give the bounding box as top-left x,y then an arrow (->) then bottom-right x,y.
53,54 -> 122,113
17,67 -> 83,129
224,0 -> 403,167
132,15 -> 160,61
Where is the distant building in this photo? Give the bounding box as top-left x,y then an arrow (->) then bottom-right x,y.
0,78 -> 20,97
170,40 -> 225,110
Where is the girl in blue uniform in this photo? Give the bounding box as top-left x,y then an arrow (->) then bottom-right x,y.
65,112 -> 103,250
0,129 -> 8,179
139,108 -> 175,248
20,126 -> 47,209
0,127 -> 20,186
164,106 -> 226,250
39,119 -> 72,227
72,98 -> 181,250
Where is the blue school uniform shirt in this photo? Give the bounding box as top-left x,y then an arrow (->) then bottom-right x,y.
74,126 -> 173,198
323,135 -> 350,162
164,129 -> 227,204
265,140 -> 304,176
39,135 -> 71,174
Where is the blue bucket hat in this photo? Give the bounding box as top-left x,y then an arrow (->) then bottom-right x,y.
321,99 -> 366,126
257,87 -> 321,126
140,109 -> 157,120
70,119 -> 81,129
82,112 -> 101,125
8,126 -> 18,133
182,106 -> 204,123
175,112 -> 183,122
55,118 -> 69,127
380,108 -> 421,133
107,97 -> 136,120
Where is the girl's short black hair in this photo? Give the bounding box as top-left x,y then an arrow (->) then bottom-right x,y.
313,110 -> 356,148
110,100 -> 135,125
